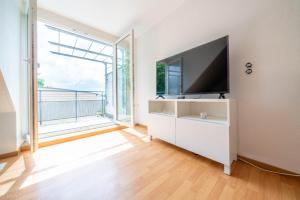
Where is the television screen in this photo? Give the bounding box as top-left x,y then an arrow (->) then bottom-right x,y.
156,36 -> 229,95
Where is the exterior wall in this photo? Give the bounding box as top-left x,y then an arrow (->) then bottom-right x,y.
37,89 -> 106,123
38,90 -> 102,102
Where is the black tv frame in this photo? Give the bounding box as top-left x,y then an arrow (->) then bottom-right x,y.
156,36 -> 229,97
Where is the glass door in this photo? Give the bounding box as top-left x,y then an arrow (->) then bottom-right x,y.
26,0 -> 38,151
114,30 -> 134,126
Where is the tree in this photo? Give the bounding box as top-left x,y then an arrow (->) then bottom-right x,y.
38,78 -> 45,88
156,62 -> 166,94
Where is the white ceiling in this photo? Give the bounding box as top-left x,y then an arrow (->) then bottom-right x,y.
38,0 -> 186,37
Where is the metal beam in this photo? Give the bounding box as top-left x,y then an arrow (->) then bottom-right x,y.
95,45 -> 107,60
49,41 -> 112,58
50,51 -> 112,65
84,41 -> 93,57
72,38 -> 78,56
46,24 -> 111,47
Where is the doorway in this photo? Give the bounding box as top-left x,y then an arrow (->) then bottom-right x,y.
37,22 -> 115,139
28,4 -> 134,150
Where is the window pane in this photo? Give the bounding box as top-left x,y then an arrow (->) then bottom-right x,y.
73,49 -> 85,57
60,46 -> 73,55
76,38 -> 92,49
90,42 -> 105,52
60,32 -> 76,46
102,46 -> 113,55
85,52 -> 98,59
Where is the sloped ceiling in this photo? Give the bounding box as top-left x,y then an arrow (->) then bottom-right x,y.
38,0 -> 186,37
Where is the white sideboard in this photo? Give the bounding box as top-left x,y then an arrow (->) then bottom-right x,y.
148,99 -> 237,175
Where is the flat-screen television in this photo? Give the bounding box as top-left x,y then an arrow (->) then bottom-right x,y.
156,36 -> 229,96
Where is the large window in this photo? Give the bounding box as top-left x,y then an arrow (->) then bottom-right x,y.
37,21 -> 114,138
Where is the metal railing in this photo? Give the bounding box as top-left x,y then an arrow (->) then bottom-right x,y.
38,88 -> 106,125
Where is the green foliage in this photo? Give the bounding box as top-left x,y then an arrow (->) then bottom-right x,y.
156,62 -> 166,94
38,78 -> 45,88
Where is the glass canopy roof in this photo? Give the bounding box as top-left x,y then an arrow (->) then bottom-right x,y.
46,25 -> 113,65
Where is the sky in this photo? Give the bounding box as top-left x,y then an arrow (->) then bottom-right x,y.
37,21 -> 112,91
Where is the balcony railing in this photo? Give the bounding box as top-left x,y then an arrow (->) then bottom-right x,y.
38,88 -> 107,125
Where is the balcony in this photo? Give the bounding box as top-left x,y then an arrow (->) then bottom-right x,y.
38,88 -> 114,139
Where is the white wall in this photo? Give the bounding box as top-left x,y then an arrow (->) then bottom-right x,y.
0,0 -> 23,154
0,69 -> 17,154
0,112 -> 17,154
0,0 -> 21,113
135,0 -> 300,173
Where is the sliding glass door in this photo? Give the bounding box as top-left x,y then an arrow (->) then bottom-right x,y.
114,30 -> 134,126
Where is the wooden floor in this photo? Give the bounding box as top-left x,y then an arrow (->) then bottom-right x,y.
0,126 -> 299,200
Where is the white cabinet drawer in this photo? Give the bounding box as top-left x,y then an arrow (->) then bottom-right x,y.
148,114 -> 176,144
176,118 -> 230,165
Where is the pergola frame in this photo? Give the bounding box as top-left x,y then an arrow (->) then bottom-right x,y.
46,24 -> 113,64
44,23 -> 116,121
44,23 -> 128,124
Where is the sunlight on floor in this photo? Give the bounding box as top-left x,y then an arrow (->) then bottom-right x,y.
0,157 -> 25,183
0,157 -> 25,197
0,128 -> 148,195
32,131 -> 130,173
20,131 -> 134,189
0,163 -> 6,171
20,143 -> 133,189
122,128 -> 150,143
0,180 -> 15,197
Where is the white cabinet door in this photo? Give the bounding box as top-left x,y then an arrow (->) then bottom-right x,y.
148,114 -> 176,144
176,118 -> 230,165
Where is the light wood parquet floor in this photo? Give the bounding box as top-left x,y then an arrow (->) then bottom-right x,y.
0,126 -> 299,200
